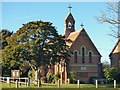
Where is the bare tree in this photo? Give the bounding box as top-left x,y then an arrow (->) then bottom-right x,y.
96,1 -> 120,38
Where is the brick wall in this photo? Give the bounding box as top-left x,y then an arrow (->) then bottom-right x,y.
67,29 -> 101,83
110,52 -> 120,68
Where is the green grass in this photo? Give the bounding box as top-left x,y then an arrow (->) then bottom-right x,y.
1,82 -> 120,90
1,82 -> 95,88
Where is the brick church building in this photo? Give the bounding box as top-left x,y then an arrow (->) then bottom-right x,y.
54,6 -> 103,84
109,39 -> 120,69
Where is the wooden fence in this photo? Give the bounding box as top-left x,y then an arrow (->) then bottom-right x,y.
0,77 -> 29,86
0,77 -> 118,88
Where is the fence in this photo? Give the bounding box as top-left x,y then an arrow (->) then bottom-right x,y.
0,77 -> 29,87
0,77 -> 119,88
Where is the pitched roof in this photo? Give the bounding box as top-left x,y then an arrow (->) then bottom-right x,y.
66,29 -> 82,47
64,13 -> 75,22
66,28 -> 101,56
109,39 -> 120,56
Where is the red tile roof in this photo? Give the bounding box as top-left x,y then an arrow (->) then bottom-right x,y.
109,39 -> 120,56
66,28 -> 83,47
66,28 -> 101,56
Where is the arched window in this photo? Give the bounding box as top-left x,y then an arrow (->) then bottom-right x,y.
74,51 -> 77,63
89,51 -> 92,63
81,47 -> 85,63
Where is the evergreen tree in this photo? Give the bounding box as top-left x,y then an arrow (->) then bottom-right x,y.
1,20 -> 71,83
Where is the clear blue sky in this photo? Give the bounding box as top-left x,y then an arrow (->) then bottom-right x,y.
2,2 -> 118,63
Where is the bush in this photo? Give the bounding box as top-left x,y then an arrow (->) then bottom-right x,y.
69,70 -> 77,84
89,76 -> 98,84
41,76 -> 47,83
104,67 -> 119,83
2,68 -> 11,77
54,72 -> 60,82
46,72 -> 54,83
70,79 -> 77,84
28,70 -> 35,81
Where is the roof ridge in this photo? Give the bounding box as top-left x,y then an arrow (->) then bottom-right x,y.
109,39 -> 120,56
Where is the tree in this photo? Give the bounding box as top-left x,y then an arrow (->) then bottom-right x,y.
102,61 -> 110,70
104,67 -> 120,83
1,20 -> 70,83
96,2 -> 120,38
0,29 -> 13,49
0,29 -> 13,76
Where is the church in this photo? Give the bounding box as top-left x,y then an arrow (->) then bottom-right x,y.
54,5 -> 103,84
109,38 -> 120,69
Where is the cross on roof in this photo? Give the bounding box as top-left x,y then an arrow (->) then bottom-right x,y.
81,23 -> 84,28
68,4 -> 72,13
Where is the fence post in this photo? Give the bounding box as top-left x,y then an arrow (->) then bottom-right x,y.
16,80 -> 18,88
7,77 -> 10,83
25,78 -> 27,86
38,80 -> 41,87
58,79 -> 60,88
9,79 -> 11,87
114,80 -> 116,88
28,78 -> 30,87
77,80 -> 80,88
96,80 -> 98,88
67,78 -> 70,84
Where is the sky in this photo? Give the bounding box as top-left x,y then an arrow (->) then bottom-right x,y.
1,1 -> 119,63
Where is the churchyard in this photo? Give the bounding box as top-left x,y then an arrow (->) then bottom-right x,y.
1,2 -> 120,90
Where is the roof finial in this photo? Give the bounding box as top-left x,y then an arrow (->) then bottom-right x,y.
81,23 -> 84,28
68,4 -> 72,13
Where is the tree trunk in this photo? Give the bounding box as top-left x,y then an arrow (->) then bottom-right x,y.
35,69 -> 41,87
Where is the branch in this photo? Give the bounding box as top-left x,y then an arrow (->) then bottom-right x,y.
95,2 -> 119,26
26,61 -> 36,71
107,2 -> 118,14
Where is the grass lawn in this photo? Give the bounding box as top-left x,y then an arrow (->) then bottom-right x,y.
1,82 -> 120,90
1,82 -> 95,88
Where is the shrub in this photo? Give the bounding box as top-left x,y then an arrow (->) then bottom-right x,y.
104,67 -> 118,83
28,70 -> 35,81
2,68 -> 11,77
69,70 -> 77,84
54,72 -> 60,82
46,72 -> 54,83
89,76 -> 98,84
70,79 -> 77,84
41,76 -> 47,83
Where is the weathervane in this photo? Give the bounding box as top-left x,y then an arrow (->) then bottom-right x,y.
68,4 -> 72,13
